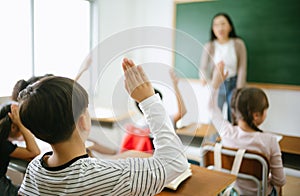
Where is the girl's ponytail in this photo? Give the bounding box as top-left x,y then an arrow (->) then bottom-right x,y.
233,88 -> 268,132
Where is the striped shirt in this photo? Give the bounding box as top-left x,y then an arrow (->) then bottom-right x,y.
19,94 -> 189,196
19,154 -> 166,195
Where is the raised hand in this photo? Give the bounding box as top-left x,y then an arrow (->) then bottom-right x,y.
169,69 -> 179,86
169,68 -> 187,125
122,58 -> 154,103
212,61 -> 228,89
74,54 -> 92,81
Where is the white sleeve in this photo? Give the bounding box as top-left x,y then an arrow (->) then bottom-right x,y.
139,94 -> 189,184
208,88 -> 231,137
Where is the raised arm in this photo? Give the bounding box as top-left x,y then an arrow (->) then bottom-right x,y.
74,55 -> 92,81
169,69 -> 187,127
208,61 -> 231,133
8,104 -> 40,160
122,58 -> 189,184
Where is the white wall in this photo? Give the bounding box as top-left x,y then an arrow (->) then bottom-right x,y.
88,0 -> 175,116
260,88 -> 300,136
89,0 -> 300,138
179,81 -> 300,137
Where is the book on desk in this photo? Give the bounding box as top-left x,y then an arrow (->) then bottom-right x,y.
165,164 -> 192,190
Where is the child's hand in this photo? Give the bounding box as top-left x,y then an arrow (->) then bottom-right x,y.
122,58 -> 154,103
82,54 -> 92,72
8,104 -> 22,127
169,69 -> 179,86
200,79 -> 207,86
212,61 -> 228,89
74,54 -> 92,81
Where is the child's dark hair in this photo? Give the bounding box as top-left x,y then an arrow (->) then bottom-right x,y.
135,89 -> 162,114
18,76 -> 88,144
230,87 -> 269,132
11,74 -> 54,101
0,103 -> 12,145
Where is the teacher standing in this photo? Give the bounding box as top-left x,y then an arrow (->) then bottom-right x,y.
199,12 -> 247,122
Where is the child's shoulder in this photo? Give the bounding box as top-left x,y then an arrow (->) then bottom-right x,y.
260,131 -> 281,143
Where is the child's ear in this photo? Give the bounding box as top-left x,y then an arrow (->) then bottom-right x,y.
252,112 -> 262,125
77,111 -> 91,142
253,112 -> 260,120
77,111 -> 91,132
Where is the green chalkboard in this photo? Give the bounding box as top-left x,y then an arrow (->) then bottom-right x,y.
174,0 -> 300,86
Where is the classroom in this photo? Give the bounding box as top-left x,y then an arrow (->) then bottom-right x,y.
1,0 -> 299,195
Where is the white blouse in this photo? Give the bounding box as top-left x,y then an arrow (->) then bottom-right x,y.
213,39 -> 237,78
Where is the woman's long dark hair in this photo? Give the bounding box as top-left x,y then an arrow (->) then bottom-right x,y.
0,103 -> 12,145
230,88 -> 269,132
210,12 -> 238,41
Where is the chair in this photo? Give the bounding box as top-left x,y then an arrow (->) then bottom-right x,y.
199,143 -> 269,196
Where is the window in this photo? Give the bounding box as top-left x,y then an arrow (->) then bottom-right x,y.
0,0 -> 91,97
0,0 -> 32,96
34,0 -> 90,79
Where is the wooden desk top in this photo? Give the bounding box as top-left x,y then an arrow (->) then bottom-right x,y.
176,123 -> 217,137
90,108 -> 133,123
158,164 -> 236,196
279,135 -> 300,155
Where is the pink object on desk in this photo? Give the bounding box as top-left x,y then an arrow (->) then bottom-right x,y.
120,124 -> 153,153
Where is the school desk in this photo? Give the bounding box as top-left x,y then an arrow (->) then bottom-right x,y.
175,123 -> 218,147
90,107 -> 134,126
158,164 -> 236,196
279,135 -> 300,155
176,123 -> 217,138
279,135 -> 300,170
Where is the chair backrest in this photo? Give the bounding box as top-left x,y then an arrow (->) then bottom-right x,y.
200,143 -> 269,196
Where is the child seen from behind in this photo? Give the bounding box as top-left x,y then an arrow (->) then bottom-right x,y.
18,58 -> 189,196
209,61 -> 286,196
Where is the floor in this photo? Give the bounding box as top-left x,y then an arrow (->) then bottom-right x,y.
282,175 -> 300,196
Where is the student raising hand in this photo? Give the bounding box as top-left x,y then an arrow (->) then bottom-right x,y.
208,60 -> 286,195
18,59 -> 188,196
169,69 -> 187,127
122,58 -> 154,103
212,61 -> 228,89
